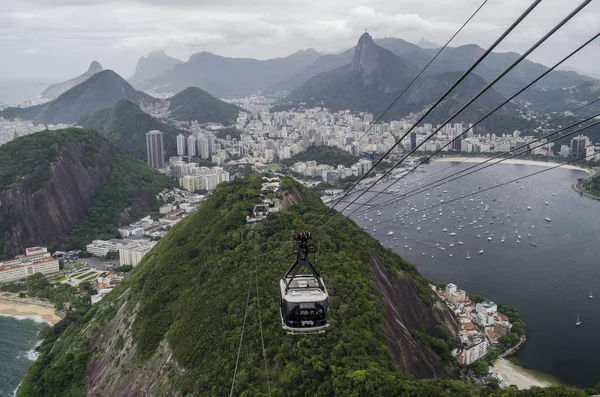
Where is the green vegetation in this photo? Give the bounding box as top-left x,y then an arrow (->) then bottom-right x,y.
51,154 -> 173,252
167,87 -> 242,125
114,265 -> 134,273
0,128 -> 100,192
18,176 -> 588,397
282,145 -> 360,168
80,99 -> 182,161
0,273 -> 79,309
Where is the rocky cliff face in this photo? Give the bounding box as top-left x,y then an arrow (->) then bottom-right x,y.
0,138 -> 113,256
352,32 -> 378,75
370,255 -> 459,378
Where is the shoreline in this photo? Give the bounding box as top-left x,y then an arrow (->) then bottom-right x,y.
0,299 -> 60,325
493,358 -> 554,390
433,157 -> 588,172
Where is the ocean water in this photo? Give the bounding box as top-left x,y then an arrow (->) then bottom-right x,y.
348,161 -> 600,387
0,81 -> 48,104
0,316 -> 48,397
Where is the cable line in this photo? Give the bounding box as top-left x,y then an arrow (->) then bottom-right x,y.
365,149 -> 599,231
350,117 -> 600,219
314,0 -> 592,233
310,0 -> 543,231
363,32 -> 600,202
348,27 -> 600,218
254,247 -> 272,397
350,0 -> 490,149
230,278 -> 252,397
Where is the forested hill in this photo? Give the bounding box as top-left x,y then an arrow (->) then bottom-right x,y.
80,99 -> 182,161
0,128 -> 172,257
19,176 -> 586,396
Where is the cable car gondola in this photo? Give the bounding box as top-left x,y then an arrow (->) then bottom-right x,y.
280,231 -> 329,334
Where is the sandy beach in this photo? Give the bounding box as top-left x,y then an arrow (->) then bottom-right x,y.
434,157 -> 588,173
0,299 -> 61,325
493,358 -> 552,390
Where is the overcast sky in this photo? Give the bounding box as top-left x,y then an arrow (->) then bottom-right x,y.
1,0 -> 599,82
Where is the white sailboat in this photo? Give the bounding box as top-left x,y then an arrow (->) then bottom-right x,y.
466,251 -> 471,260
478,249 -> 484,254
589,290 -> 594,299
576,315 -> 582,326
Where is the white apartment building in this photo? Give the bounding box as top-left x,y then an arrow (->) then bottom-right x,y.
463,338 -> 489,365
177,134 -> 186,156
86,240 -> 126,257
476,300 -> 498,316
117,226 -> 145,238
0,257 -> 59,283
119,241 -> 157,267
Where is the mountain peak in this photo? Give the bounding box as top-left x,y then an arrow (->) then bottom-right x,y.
352,32 -> 378,74
87,61 -> 103,73
417,38 -> 439,49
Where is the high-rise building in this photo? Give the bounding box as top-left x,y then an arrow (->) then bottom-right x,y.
571,135 -> 589,159
176,134 -> 186,156
207,132 -> 215,154
198,136 -> 210,159
410,132 -> 417,151
146,130 -> 164,169
364,113 -> 373,123
187,135 -> 197,157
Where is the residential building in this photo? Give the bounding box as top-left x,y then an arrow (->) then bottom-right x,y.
119,241 -> 157,267
177,134 -> 186,156
571,135 -> 589,159
86,240 -> 126,257
146,130 -> 165,169
198,136 -> 210,159
117,226 -> 145,238
476,300 -> 498,316
0,254 -> 59,284
187,135 -> 197,157
463,337 -> 489,365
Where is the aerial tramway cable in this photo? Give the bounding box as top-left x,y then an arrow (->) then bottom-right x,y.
327,30 -> 600,217
310,0 -> 543,232
378,94 -> 600,201
254,246 -> 272,397
313,0 -> 593,234
348,117 -> 600,219
364,148 -> 600,231
346,31 -> 600,209
230,278 -> 252,397
344,30 -> 600,219
349,0 -> 490,149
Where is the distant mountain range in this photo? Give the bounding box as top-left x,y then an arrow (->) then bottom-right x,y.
40,61 -> 103,100
0,70 -> 151,125
144,49 -> 322,97
274,33 -> 531,133
125,36 -> 596,120
129,50 -> 183,83
417,38 -> 440,49
1,69 -> 242,129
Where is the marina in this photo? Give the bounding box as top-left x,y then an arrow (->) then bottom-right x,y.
344,160 -> 600,387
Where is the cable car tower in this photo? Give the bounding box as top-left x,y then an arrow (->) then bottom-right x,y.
280,231 -> 329,334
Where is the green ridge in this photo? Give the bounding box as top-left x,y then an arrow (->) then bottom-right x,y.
18,176 -> 588,396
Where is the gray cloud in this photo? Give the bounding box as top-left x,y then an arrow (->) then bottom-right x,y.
0,0 -> 598,84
